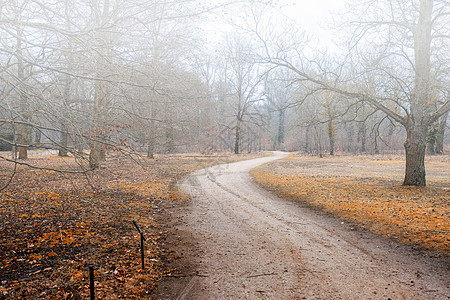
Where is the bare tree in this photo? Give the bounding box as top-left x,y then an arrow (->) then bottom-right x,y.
254,0 -> 450,186
263,70 -> 293,150
220,34 -> 265,154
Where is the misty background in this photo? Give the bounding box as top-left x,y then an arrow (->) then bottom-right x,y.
0,0 -> 448,172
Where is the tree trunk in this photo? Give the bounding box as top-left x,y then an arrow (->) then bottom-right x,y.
17,123 -> 28,159
89,82 -> 106,168
402,0 -> 433,186
435,111 -> 448,154
165,125 -> 175,153
374,133 -> 379,154
426,123 -> 437,155
89,91 -> 105,169
89,0 -> 111,169
277,110 -> 285,147
304,126 -> 310,153
74,134 -> 84,154
234,120 -> 241,154
358,121 -> 366,153
34,127 -> 41,145
58,1 -> 71,158
346,123 -> 354,153
16,19 -> 28,160
89,146 -> 102,169
403,124 -> 427,186
327,119 -> 335,156
147,143 -> 154,159
59,123 -> 69,157
314,125 -> 323,158
324,96 -> 336,156
146,106 -> 157,158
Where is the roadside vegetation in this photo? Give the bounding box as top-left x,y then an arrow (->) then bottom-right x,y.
251,154 -> 450,258
0,152 -> 265,299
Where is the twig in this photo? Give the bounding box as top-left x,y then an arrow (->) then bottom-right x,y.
0,159 -> 17,192
0,155 -> 91,174
59,228 -> 64,244
247,272 -> 277,278
163,273 -> 186,278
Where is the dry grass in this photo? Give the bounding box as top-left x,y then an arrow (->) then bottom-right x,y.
251,153 -> 450,257
0,151 -> 266,299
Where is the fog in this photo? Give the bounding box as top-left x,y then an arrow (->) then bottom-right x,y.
0,0 -> 448,185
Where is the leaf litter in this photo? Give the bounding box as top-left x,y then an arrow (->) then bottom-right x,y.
0,152 -> 264,299
251,154 -> 450,258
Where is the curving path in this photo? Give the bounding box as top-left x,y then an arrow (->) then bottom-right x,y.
171,152 -> 449,299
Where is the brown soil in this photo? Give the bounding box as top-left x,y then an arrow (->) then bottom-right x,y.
155,152 -> 449,299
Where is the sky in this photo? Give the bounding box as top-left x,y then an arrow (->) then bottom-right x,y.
203,0 -> 348,50
281,0 -> 347,47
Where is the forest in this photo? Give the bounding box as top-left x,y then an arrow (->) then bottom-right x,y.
0,0 -> 448,187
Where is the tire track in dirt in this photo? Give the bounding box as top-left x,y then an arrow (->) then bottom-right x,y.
172,152 -> 449,299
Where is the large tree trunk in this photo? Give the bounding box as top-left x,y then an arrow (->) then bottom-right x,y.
403,124 -> 427,186
89,0 -> 110,169
399,0 -> 433,186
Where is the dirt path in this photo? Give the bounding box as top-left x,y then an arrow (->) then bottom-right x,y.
158,152 -> 449,299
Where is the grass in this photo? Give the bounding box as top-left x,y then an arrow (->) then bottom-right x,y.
251,153 -> 450,258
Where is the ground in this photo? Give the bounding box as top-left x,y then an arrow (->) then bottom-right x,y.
1,151 -> 448,299
251,153 -> 449,256
154,152 -> 449,299
0,151 -> 264,299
